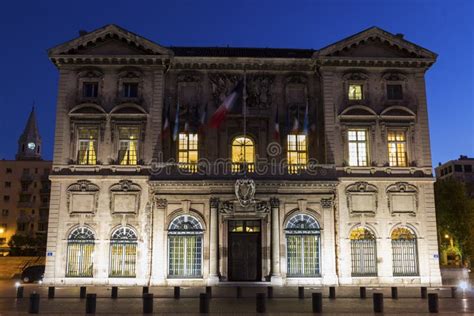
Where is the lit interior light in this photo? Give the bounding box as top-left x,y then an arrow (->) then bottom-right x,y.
0,228 -> 4,234
459,281 -> 469,291
444,234 -> 449,239
15,282 -> 20,288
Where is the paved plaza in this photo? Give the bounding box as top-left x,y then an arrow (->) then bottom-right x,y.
0,280 -> 473,315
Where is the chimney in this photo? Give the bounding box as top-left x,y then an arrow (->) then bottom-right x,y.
79,30 -> 88,36
395,33 -> 404,39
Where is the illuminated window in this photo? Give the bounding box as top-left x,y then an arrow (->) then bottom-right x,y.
232,136 -> 255,172
109,227 -> 137,277
178,133 -> 198,173
348,84 -> 363,100
168,215 -> 203,277
391,227 -> 418,276
118,127 -> 139,165
66,227 -> 94,277
350,227 -> 377,276
287,134 -> 308,174
387,130 -> 407,167
77,128 -> 98,165
348,129 -> 368,167
285,214 -> 320,277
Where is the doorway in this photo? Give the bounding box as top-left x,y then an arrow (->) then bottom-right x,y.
228,220 -> 261,281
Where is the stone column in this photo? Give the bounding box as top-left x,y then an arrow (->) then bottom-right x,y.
151,197 -> 167,285
208,198 -> 219,285
270,198 -> 283,285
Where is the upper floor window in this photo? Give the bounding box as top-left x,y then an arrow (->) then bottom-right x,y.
465,165 -> 473,172
119,127 -> 139,165
78,128 -> 98,165
232,136 -> 255,172
387,84 -> 403,100
178,133 -> 198,173
122,82 -> 139,98
387,130 -> 407,167
4,182 -> 11,188
6,168 -> 12,173
348,129 -> 369,167
348,84 -> 363,100
287,134 -> 307,174
82,82 -> 98,98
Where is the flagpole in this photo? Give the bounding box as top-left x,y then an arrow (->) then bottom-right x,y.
243,70 -> 247,176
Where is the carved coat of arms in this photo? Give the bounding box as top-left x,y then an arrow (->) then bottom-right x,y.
235,178 -> 256,207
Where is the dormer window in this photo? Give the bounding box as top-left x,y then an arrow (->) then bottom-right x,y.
122,82 -> 138,98
348,84 -> 363,100
83,82 -> 98,98
387,84 -> 403,100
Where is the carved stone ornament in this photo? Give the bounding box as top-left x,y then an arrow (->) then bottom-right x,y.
154,198 -> 168,208
345,182 -> 378,215
269,197 -> 280,208
177,72 -> 201,83
320,198 -> 333,209
210,197 -> 220,209
235,178 -> 256,207
219,200 -> 234,214
209,73 -> 241,107
256,201 -> 270,213
386,182 -> 418,216
66,180 -> 100,215
109,180 -> 141,215
246,74 -> 274,109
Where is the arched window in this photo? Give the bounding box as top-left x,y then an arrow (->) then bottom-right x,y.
285,214 -> 320,277
391,227 -> 418,276
109,227 -> 138,277
232,136 -> 255,172
168,215 -> 203,277
66,227 -> 94,277
350,227 -> 377,276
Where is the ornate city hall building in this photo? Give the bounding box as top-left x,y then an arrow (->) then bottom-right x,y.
44,24 -> 441,287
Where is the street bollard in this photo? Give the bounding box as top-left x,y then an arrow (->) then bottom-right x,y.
329,286 -> 336,299
373,293 -> 384,313
256,293 -> 266,313
111,286 -> 118,299
85,293 -> 96,314
199,293 -> 209,313
391,287 -> 398,299
28,293 -> 40,314
143,293 -> 153,314
267,286 -> 273,299
17,286 -> 24,299
48,286 -> 55,299
360,287 -> 366,299
421,287 -> 428,299
428,293 -> 439,313
312,292 -> 323,313
298,286 -> 304,299
236,286 -> 242,298
174,286 -> 180,299
80,286 -> 87,299
142,286 -> 149,295
206,286 -> 212,299
451,287 -> 457,298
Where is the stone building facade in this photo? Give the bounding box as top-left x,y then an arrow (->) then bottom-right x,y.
0,108 -> 51,254
44,25 -> 441,286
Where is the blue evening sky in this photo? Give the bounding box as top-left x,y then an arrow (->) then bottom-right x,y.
0,0 -> 472,165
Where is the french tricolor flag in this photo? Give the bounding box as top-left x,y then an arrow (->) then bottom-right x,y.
273,107 -> 280,140
209,80 -> 244,129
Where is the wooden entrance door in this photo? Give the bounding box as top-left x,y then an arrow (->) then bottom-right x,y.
228,220 -> 261,281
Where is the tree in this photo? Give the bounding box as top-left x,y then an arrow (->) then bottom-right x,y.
435,178 -> 474,266
7,234 -> 46,256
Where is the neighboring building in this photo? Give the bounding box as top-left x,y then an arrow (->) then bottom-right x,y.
44,25 -> 441,287
0,108 -> 52,254
435,155 -> 474,196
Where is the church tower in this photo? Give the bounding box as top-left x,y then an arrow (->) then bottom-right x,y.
16,107 -> 42,160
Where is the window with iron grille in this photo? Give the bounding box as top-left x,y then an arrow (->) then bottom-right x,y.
178,133 -> 198,173
77,127 -> 98,165
350,227 -> 377,276
387,130 -> 407,167
287,134 -> 308,174
168,215 -> 203,278
285,214 -> 320,277
232,136 -> 255,173
109,227 -> 137,277
391,227 -> 419,276
66,227 -> 95,277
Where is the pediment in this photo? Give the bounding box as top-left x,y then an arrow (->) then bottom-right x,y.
318,27 -> 436,60
48,24 -> 173,57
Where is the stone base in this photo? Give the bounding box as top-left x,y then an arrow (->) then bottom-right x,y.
208,275 -> 220,285
270,275 -> 283,286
